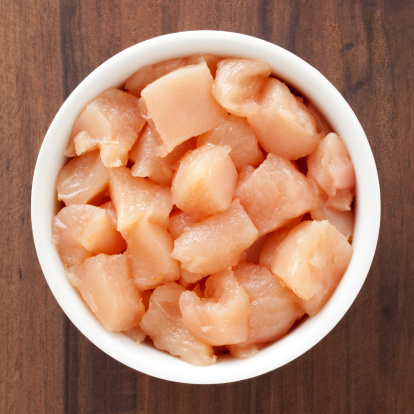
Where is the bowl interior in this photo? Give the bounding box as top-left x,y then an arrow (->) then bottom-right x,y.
31,31 -> 380,384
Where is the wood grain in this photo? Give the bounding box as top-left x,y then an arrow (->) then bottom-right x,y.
1,0 -> 413,413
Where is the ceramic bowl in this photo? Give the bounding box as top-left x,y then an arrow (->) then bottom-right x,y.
31,31 -> 381,384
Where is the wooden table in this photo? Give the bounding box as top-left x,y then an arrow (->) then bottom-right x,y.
1,0 -> 413,412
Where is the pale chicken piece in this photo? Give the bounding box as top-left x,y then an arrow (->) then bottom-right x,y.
227,344 -> 261,359
126,219 -> 180,291
180,269 -> 250,346
52,204 -> 126,267
125,57 -> 187,97
171,144 -> 238,218
179,268 -> 205,288
235,153 -> 317,236
307,132 -> 355,211
248,78 -> 322,160
311,195 -> 354,240
271,220 -> 353,316
172,203 -> 259,276
168,210 -> 199,240
140,282 -> 216,366
212,58 -> 271,117
230,263 -> 302,353
129,123 -> 196,186
305,101 -> 333,136
123,327 -> 147,344
185,54 -> 222,77
197,115 -> 264,171
99,200 -> 118,228
258,217 -> 303,270
141,62 -> 228,156
109,166 -> 172,236
67,253 -> 144,332
239,236 -> 268,264
56,150 -> 109,206
65,88 -> 145,167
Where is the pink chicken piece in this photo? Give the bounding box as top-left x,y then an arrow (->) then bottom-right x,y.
227,262 -> 302,357
307,132 -> 356,211
129,123 -> 196,186
197,115 -> 264,171
212,58 -> 271,117
65,88 -> 145,167
109,166 -> 172,237
235,153 -> 317,236
141,61 -> 228,156
124,326 -> 147,344
311,194 -> 354,240
168,209 -> 199,240
125,57 -> 188,97
67,253 -> 144,332
185,54 -> 222,77
172,203 -> 259,276
258,218 -> 303,270
239,236 -> 269,265
305,101 -> 333,136
56,150 -> 109,206
248,78 -> 322,160
126,219 -> 180,291
180,269 -> 250,346
171,144 -> 238,218
179,268 -> 205,288
99,200 -> 118,228
140,282 -> 216,366
52,204 -> 126,267
271,220 -> 353,316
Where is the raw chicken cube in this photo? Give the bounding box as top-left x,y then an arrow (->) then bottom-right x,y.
52,204 -> 126,267
229,262 -> 302,352
126,219 -> 180,291
307,132 -> 355,211
109,166 -> 172,236
141,62 -> 228,156
140,282 -> 216,366
311,194 -> 354,240
248,78 -> 321,160
271,220 -> 353,316
56,150 -> 109,206
171,144 -> 238,218
129,123 -> 196,186
212,58 -> 271,117
172,203 -> 259,276
239,236 -> 268,264
67,253 -> 144,332
258,217 -> 303,270
305,101 -> 333,136
125,57 -> 188,97
168,210 -> 199,240
124,326 -> 147,344
197,115 -> 264,171
185,54 -> 222,77
227,344 -> 260,359
235,153 -> 317,236
180,269 -> 250,345
99,200 -> 118,228
65,88 -> 145,167
179,268 -> 205,288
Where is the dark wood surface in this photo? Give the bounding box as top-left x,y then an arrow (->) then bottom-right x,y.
1,0 -> 413,413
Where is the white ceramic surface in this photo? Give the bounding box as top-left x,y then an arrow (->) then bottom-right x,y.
31,31 -> 381,384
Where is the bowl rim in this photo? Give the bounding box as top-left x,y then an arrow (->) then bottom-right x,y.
31,30 -> 381,384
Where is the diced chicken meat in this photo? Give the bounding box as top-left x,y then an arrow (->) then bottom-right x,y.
180,269 -> 250,345
140,282 -> 217,366
171,144 -> 238,218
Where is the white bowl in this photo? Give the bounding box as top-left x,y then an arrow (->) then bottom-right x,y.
31,31 -> 381,384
